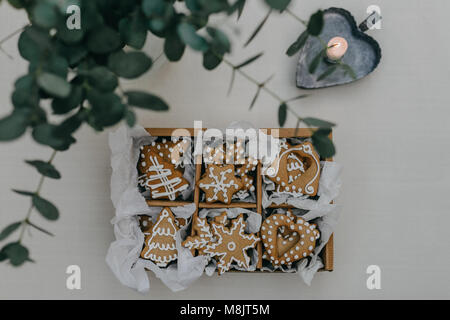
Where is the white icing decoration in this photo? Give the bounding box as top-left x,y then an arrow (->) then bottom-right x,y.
200,167 -> 240,202
144,155 -> 188,200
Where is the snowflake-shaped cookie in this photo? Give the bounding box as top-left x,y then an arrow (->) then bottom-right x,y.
199,165 -> 243,204
204,214 -> 259,275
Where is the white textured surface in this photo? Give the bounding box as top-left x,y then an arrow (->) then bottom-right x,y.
0,0 -> 449,299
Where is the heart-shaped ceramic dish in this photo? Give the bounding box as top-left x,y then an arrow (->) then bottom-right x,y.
296,7 -> 382,89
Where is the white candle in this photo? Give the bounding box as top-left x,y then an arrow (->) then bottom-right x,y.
326,37 -> 348,60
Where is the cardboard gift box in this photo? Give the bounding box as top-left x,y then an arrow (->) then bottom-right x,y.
144,128 -> 333,272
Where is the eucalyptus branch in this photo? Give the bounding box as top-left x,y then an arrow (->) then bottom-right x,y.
221,56 -> 310,129
18,150 -> 57,243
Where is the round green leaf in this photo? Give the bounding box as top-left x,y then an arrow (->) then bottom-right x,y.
86,26 -> 122,54
0,109 -> 29,141
25,160 -> 61,179
3,242 -> 29,266
108,51 -> 152,79
125,91 -> 169,111
119,12 -> 147,49
32,195 -> 59,221
203,50 -> 222,70
51,84 -> 84,115
86,66 -> 118,92
37,72 -> 71,98
0,222 -> 22,241
177,22 -> 209,52
87,90 -> 126,127
164,32 -> 185,62
278,103 -> 287,127
32,2 -> 59,29
206,27 -> 230,54
32,124 -> 75,151
264,0 -> 291,11
312,129 -> 335,158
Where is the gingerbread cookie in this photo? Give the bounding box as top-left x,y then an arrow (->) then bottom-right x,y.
182,216 -> 213,255
138,138 -> 190,172
141,207 -> 179,267
199,164 -> 243,204
138,150 -> 189,200
261,213 -> 320,267
139,215 -> 154,234
266,141 -> 320,196
204,214 -> 259,275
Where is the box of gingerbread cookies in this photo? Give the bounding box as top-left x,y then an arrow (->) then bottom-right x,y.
106,125 -> 342,292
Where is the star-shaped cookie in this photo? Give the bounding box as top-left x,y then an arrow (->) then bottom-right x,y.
204,214 -> 259,275
199,164 -> 243,204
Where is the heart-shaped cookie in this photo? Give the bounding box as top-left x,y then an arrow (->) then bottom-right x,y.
296,7 -> 381,89
266,141 -> 320,196
261,213 -> 320,267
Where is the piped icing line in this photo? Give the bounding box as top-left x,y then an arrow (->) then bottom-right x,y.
145,155 -> 188,200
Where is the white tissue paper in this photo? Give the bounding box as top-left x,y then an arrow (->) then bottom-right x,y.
106,125 -> 205,293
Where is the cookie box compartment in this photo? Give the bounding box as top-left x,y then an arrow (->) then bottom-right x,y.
145,128 -> 334,272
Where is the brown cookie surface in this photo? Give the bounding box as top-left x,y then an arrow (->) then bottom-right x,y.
199,164 -> 243,204
204,214 -> 259,275
138,151 -> 189,200
261,213 -> 320,267
266,141 -> 321,196
141,207 -> 179,267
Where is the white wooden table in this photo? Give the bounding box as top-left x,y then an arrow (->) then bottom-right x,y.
0,0 -> 449,299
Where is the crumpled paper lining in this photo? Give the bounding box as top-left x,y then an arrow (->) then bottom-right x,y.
260,161 -> 342,285
106,125 -> 205,293
197,208 -> 262,274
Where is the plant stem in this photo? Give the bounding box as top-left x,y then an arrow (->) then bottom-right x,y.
285,8 -> 307,26
18,150 -> 58,242
221,57 -> 306,123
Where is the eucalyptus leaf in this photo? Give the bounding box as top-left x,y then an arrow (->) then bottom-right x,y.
32,195 -> 59,221
51,84 -> 84,115
0,222 -> 22,241
312,128 -> 335,158
31,2 -> 59,29
278,103 -> 287,127
25,160 -> 61,179
87,90 -> 126,127
86,26 -> 121,54
125,91 -> 169,111
308,48 -> 325,74
125,110 -> 136,128
108,51 -> 152,79
340,63 -> 357,80
264,0 -> 291,11
244,9 -> 271,47
164,31 -> 186,62
302,117 -> 335,128
207,27 -> 231,54
37,72 -> 71,98
203,50 -> 222,70
286,31 -> 308,56
32,124 -> 75,151
12,190 -> 35,197
0,109 -> 30,141
307,10 -> 324,36
119,11 -> 147,50
235,52 -> 263,69
317,65 -> 338,81
85,66 -> 118,92
177,22 -> 209,52
3,242 -> 29,266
